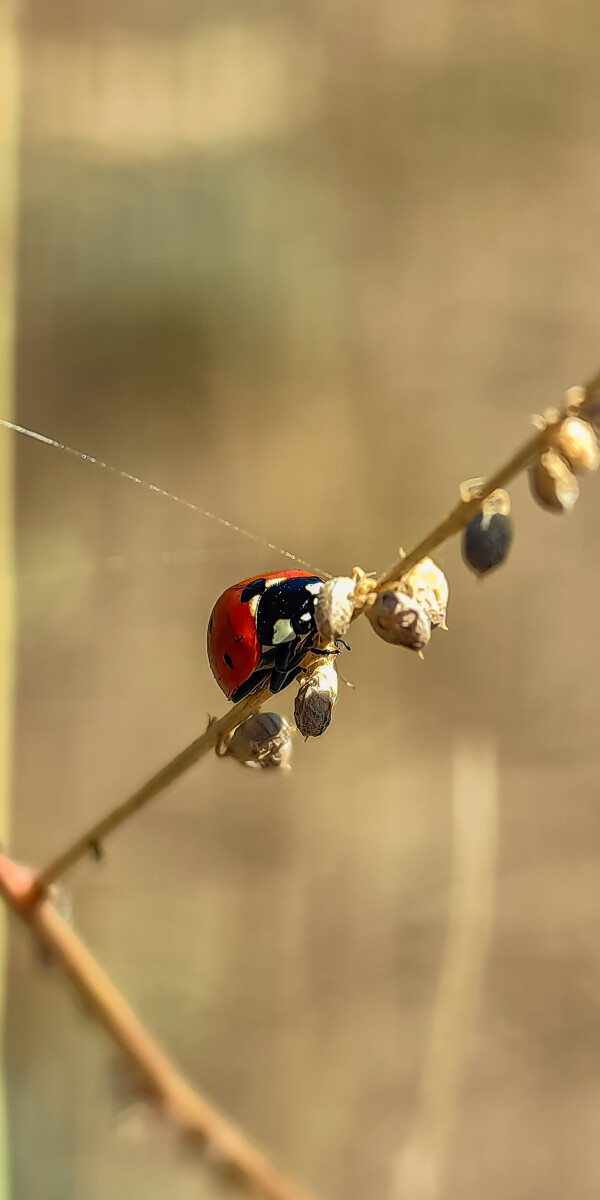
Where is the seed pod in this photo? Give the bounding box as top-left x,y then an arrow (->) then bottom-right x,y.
294,659 -> 338,738
365,590 -> 431,652
462,512 -> 513,575
398,557 -> 449,630
462,490 -> 513,576
226,712 -> 293,769
314,576 -> 355,642
555,417 -> 599,474
529,448 -> 580,513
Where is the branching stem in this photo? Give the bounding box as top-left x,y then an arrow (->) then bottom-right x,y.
0,854 -> 317,1200
31,686 -> 269,896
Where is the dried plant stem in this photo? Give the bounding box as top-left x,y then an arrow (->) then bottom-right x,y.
377,375 -> 600,588
0,856 -> 317,1200
32,370 -> 600,893
31,686 -> 269,896
390,737 -> 498,1200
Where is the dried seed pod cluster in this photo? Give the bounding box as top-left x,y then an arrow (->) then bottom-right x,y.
529,413 -> 599,514
314,576 -> 356,642
313,566 -> 374,642
365,591 -> 431,651
398,557 -> 449,629
294,658 -> 339,738
364,557 -> 448,655
462,489 -> 514,576
225,712 -> 293,770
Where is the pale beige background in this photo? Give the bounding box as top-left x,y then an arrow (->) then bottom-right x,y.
7,2 -> 600,1199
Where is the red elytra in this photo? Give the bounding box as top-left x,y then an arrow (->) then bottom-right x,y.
207,569 -> 325,702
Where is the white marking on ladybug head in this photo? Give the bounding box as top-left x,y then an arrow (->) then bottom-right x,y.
265,575 -> 285,589
272,617 -> 295,644
248,594 -> 261,618
305,580 -> 323,595
300,612 -> 312,622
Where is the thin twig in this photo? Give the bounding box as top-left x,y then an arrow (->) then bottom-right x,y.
0,853 -> 318,1200
390,737 -> 498,1200
31,686 -> 269,896
32,371 -> 600,893
377,377 -> 599,588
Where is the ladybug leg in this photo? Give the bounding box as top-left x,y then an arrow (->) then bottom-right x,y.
230,666 -> 272,703
270,640 -> 299,684
270,663 -> 304,694
269,637 -> 314,693
271,639 -> 349,691
309,641 -> 350,658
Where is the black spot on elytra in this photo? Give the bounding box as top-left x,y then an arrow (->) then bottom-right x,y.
240,577 -> 267,603
224,653 -> 234,669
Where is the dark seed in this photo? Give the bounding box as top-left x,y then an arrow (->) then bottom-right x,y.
462,512 -> 513,575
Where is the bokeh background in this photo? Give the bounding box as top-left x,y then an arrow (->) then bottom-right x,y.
5,1 -> 600,1198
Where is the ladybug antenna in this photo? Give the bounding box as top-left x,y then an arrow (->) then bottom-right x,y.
0,418 -> 331,578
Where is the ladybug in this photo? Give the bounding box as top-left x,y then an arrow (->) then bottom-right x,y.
207,570 -> 327,702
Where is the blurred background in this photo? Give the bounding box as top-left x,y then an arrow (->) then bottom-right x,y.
3,0 -> 600,1198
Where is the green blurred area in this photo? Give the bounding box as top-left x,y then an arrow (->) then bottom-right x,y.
7,2 -> 600,1198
